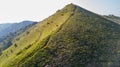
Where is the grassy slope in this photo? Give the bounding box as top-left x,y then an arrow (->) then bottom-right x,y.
1,4 -> 120,67
21,4 -> 120,67
0,4 -> 75,67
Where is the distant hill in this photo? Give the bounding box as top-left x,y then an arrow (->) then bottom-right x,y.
104,15 -> 120,24
0,23 -> 13,32
0,21 -> 37,50
0,21 -> 36,37
1,4 -> 120,67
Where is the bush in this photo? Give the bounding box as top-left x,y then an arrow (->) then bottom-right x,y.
16,51 -> 22,55
14,44 -> 17,48
61,14 -> 64,16
25,44 -> 32,50
10,49 -> 13,53
26,31 -> 30,34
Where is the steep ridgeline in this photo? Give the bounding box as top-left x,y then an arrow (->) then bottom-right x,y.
1,4 -> 120,67
104,15 -> 120,24
0,21 -> 37,50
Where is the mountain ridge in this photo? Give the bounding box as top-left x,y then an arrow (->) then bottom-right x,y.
0,4 -> 120,67
103,15 -> 120,24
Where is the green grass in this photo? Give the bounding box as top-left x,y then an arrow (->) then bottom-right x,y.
1,3 -> 120,67
20,4 -> 120,67
0,4 -> 75,67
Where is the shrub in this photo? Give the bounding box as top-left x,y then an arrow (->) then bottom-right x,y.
16,51 -> 22,55
56,10 -> 60,12
61,14 -> 64,16
26,31 -> 30,34
47,22 -> 50,24
14,44 -> 17,48
25,44 -> 32,50
10,49 -> 13,53
56,25 -> 58,27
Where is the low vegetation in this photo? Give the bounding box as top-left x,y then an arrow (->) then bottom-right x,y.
0,3 -> 120,67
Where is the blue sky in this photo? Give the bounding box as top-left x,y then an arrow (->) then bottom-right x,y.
0,0 -> 119,23
78,0 -> 120,16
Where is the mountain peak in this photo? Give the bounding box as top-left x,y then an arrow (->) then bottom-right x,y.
67,3 -> 76,6
1,3 -> 120,67
64,3 -> 93,16
62,3 -> 78,11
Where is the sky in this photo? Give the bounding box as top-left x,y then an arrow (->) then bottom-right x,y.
0,0 -> 120,23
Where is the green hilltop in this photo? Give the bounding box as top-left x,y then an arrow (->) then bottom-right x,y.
1,3 -> 120,67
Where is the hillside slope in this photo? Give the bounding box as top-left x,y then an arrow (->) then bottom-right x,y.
1,4 -> 120,67
0,23 -> 13,32
0,21 -> 37,50
0,21 -> 36,37
0,4 -> 74,67
104,15 -> 120,24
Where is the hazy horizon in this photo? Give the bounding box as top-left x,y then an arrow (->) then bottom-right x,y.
0,0 -> 120,23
